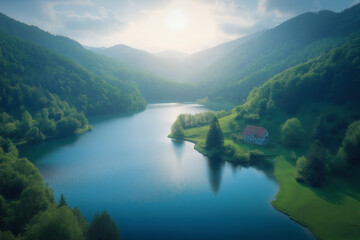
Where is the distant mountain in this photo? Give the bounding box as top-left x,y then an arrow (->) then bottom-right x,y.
89,43 -> 186,81
195,4 -> 360,108
89,44 -> 154,65
183,30 -> 266,75
155,50 -> 189,61
88,31 -> 265,82
0,12 -> 195,102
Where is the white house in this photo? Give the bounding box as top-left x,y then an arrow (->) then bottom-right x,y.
242,125 -> 269,146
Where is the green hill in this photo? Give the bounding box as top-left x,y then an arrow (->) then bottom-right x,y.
0,31 -> 146,144
195,4 -> 360,108
0,12 -> 197,102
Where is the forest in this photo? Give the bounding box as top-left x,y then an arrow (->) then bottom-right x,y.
0,31 -> 148,144
194,4 -> 360,108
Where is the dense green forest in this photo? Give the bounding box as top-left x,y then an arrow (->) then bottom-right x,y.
0,13 -> 199,103
0,31 -> 146,144
194,4 -> 360,108
236,34 -> 360,129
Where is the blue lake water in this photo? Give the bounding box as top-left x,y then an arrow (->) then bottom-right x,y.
20,103 -> 315,240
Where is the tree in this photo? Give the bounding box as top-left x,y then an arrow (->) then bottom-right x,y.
58,193 -> 67,208
281,118 -> 305,147
88,211 -> 120,240
20,111 -> 33,134
171,120 -> 184,138
206,117 -> 224,150
56,117 -> 81,136
295,140 -> 328,187
0,231 -> 17,240
24,126 -> 45,142
336,120 -> 360,165
0,195 -> 8,230
23,207 -> 84,240
15,185 -> 51,230
72,207 -> 89,236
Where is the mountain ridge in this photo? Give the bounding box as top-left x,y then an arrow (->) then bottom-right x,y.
88,30 -> 266,82
194,4 -> 360,108
0,12 -> 199,102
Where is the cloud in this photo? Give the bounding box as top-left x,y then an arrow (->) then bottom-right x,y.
34,0 -> 127,41
0,0 -> 357,53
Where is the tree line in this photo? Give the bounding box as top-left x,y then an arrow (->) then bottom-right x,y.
280,117 -> 360,187
171,110 -> 230,138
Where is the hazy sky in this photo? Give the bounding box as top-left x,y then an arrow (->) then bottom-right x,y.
0,0 -> 359,53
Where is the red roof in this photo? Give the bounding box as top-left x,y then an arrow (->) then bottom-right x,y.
242,125 -> 268,138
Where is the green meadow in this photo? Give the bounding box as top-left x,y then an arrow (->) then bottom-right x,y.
170,105 -> 360,240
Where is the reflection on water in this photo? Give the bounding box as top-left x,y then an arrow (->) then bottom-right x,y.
171,139 -> 185,161
229,160 -> 277,183
206,158 -> 224,194
19,103 -> 315,240
19,135 -> 79,162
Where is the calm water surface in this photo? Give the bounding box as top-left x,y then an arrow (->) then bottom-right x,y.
20,103 -> 315,240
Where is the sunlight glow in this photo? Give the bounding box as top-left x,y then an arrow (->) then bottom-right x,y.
103,0 -> 256,53
165,9 -> 188,31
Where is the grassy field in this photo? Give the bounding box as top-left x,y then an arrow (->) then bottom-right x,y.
170,107 -> 360,240
273,156 -> 360,240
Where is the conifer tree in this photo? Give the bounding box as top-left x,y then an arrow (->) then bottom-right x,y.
58,193 -> 67,208
88,211 -> 120,240
206,117 -> 224,150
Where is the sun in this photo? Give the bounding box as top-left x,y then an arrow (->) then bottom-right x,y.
164,9 -> 188,31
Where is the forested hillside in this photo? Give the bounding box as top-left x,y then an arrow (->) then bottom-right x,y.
170,33 -> 360,240
0,12 -> 196,102
0,31 -> 146,144
237,34 -> 360,122
196,4 -> 360,107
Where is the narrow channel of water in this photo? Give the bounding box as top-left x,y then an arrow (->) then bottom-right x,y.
20,103 -> 315,240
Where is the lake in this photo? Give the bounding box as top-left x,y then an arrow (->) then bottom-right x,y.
20,103 -> 315,240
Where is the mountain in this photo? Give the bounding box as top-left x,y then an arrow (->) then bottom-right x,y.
183,30 -> 266,75
155,50 -> 189,61
0,30 -> 147,144
89,43 -> 187,81
88,30 -> 265,82
238,34 -> 360,122
0,12 -> 195,102
195,4 -> 360,108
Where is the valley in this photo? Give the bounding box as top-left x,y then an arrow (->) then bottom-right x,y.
1,2 -> 360,240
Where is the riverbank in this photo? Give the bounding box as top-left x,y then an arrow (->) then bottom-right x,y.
169,114 -> 360,240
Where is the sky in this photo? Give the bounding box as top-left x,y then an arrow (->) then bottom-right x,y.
0,0 -> 359,53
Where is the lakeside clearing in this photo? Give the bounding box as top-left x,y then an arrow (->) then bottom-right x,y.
169,112 -> 360,240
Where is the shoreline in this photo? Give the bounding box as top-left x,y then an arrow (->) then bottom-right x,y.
168,134 -> 319,240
